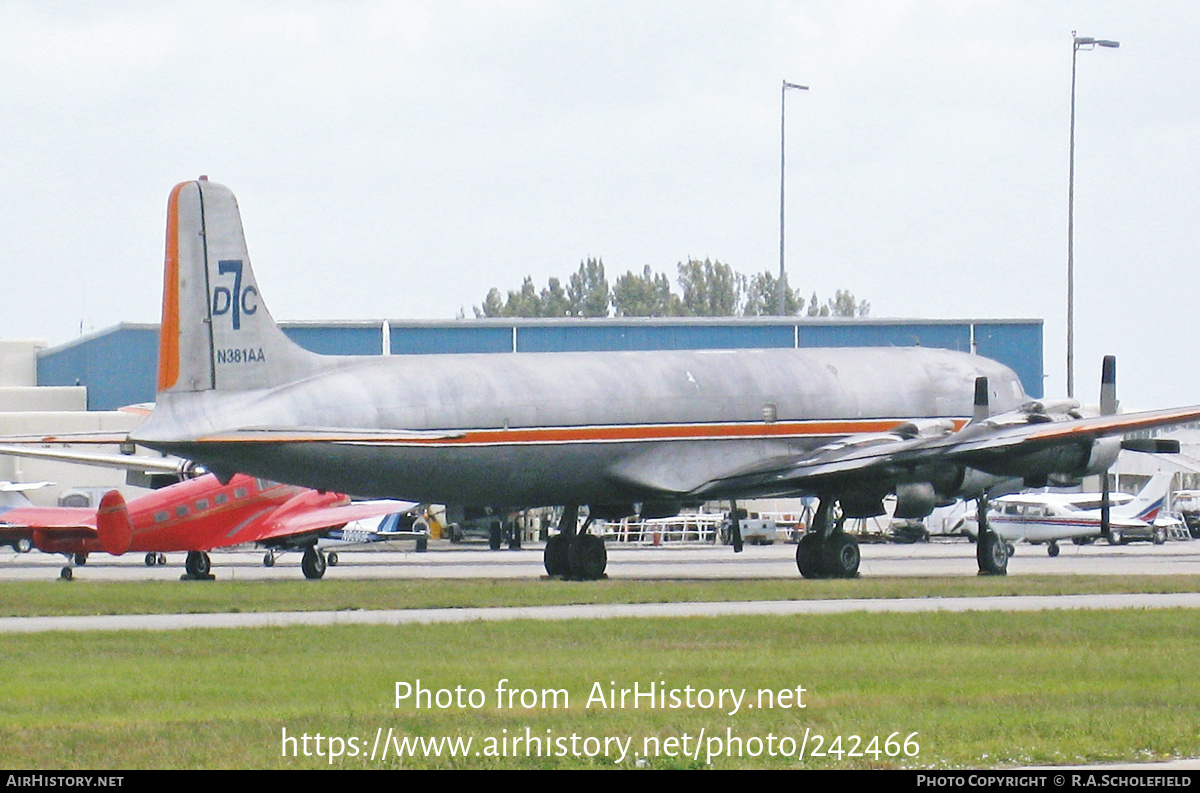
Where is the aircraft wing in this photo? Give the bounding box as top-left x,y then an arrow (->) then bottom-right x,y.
940,404 -> 1200,459
234,500 -> 419,545
690,404 -> 1200,499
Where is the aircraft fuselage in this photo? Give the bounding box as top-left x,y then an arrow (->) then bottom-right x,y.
136,345 -> 1027,505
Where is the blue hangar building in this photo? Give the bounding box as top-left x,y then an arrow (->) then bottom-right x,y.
37,317 -> 1044,412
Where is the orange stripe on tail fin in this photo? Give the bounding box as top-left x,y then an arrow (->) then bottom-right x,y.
156,182 -> 187,392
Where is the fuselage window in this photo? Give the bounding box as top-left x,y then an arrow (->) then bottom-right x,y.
215,493 -> 228,505
175,505 -> 188,517
195,499 -> 209,511
234,487 -> 248,499
154,511 -> 169,523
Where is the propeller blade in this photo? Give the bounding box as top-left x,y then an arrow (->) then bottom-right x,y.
972,376 -> 990,424
729,499 -> 743,553
1100,355 -> 1117,416
1121,438 -> 1181,454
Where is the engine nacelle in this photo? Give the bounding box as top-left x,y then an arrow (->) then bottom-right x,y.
970,437 -> 1120,481
589,503 -> 637,521
894,482 -> 937,519
1080,436 -> 1121,477
840,492 -> 886,518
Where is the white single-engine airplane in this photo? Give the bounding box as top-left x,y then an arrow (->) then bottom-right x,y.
962,472 -> 1176,555
127,178 -> 1200,580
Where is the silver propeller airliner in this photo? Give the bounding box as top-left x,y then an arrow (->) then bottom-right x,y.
131,179 -> 1200,580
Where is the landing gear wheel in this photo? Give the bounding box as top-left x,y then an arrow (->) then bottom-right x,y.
156,553 -> 166,566
976,532 -> 1008,576
15,537 -> 31,553
1109,529 -> 1123,545
145,552 -> 157,567
489,522 -> 503,551
74,553 -> 88,566
567,533 -> 607,580
1047,541 -> 1060,558
508,528 -> 522,550
543,534 -> 570,576
301,547 -> 327,580
262,552 -> 275,567
821,532 -> 860,578
185,551 -> 212,579
1154,527 -> 1167,545
415,535 -> 428,552
1006,543 -> 1016,557
60,566 -> 73,581
795,533 -> 825,579
327,551 -> 339,566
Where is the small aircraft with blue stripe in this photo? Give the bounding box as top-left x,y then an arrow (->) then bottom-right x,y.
962,472 -> 1177,556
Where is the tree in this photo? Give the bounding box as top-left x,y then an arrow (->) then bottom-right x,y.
502,276 -> 541,317
827,289 -> 870,317
539,277 -> 571,318
744,271 -> 804,316
475,259 -> 871,320
567,258 -> 610,317
612,265 -> 679,317
676,258 -> 743,317
475,288 -> 505,318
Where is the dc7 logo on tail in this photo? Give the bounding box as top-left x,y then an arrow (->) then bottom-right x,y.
212,260 -> 259,330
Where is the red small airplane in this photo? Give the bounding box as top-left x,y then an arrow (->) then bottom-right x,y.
0,472 -> 409,580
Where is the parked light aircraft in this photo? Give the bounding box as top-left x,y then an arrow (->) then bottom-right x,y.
0,469 -> 405,580
316,504 -> 431,566
962,472 -> 1176,555
126,178 -> 1200,580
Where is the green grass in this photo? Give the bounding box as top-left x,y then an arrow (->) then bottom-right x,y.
2,609 -> 1199,769
2,575 -> 1200,618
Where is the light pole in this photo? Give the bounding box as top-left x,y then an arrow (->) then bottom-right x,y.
779,80 -> 809,316
1067,31 -> 1119,398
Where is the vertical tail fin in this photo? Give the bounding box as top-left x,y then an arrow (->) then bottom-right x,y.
96,490 -> 133,555
1127,472 -> 1172,522
157,179 -> 322,395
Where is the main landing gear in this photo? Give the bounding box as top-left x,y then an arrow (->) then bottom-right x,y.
974,497 -> 1008,576
261,547 -> 330,578
794,498 -> 860,579
184,551 -> 215,580
300,546 -> 327,580
543,504 -> 607,581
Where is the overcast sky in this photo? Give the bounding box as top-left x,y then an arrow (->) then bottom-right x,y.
2,1 -> 1197,409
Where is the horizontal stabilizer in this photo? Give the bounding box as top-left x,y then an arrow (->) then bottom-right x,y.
0,445 -> 196,475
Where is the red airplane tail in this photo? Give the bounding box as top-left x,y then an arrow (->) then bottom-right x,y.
97,490 -> 133,555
